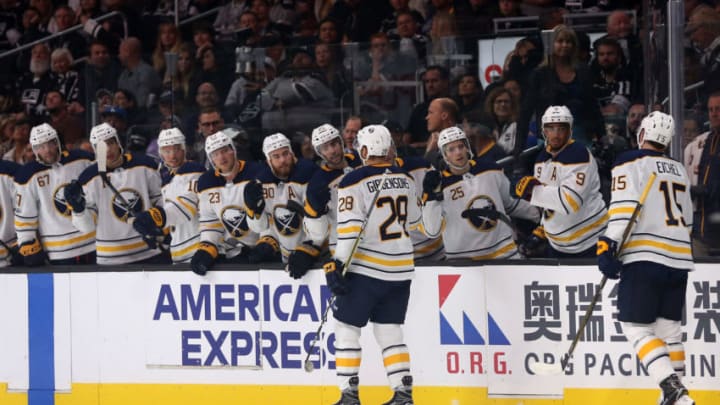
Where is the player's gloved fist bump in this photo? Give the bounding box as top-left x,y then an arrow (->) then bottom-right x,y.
19,239 -> 47,267
190,242 -> 218,276
515,176 -> 541,201
133,207 -> 167,236
520,226 -> 547,257
64,180 -> 86,213
323,258 -> 348,295
248,235 -> 279,264
287,242 -> 321,279
244,180 -> 265,218
597,236 -> 622,279
422,170 -> 443,202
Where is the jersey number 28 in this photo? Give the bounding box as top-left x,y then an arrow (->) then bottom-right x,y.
376,196 -> 408,241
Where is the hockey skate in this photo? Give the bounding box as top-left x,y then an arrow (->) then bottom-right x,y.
659,374 -> 695,405
332,376 -> 360,405
381,376 -> 414,405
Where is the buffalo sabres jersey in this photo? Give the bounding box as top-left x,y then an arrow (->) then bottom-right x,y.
335,164 -> 422,282
531,141 -> 608,254
605,150 -> 693,270
197,161 -> 261,254
303,152 -> 361,252
0,161 -> 19,267
396,155 -> 445,260
423,159 -> 540,260
72,153 -> 163,265
161,161 -> 205,263
247,159 -> 318,261
14,150 -> 95,260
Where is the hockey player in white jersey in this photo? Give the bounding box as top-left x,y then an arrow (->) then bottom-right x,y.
286,123 -> 360,279
64,123 -> 167,265
514,105 -> 607,257
14,123 -> 95,265
324,124 -> 422,405
131,128 -> 205,263
244,132 -> 318,263
422,126 -> 540,260
0,160 -> 21,267
189,131 -> 261,275
598,112 -> 695,405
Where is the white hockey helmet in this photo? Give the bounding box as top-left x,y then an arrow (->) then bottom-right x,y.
355,125 -> 392,161
205,131 -> 236,170
262,133 -> 292,160
157,127 -> 186,149
90,123 -> 122,153
541,105 -> 573,130
311,123 -> 342,156
638,111 -> 674,148
438,126 -> 473,163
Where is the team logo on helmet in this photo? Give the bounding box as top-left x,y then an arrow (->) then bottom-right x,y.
53,184 -> 72,217
273,204 -> 302,236
464,196 -> 499,232
111,189 -> 143,221
220,206 -> 249,237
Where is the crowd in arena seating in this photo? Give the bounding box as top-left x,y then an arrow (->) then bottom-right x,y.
0,0 -> 719,264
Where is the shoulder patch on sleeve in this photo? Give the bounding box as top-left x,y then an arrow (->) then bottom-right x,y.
555,142 -> 590,165
197,170 -> 224,192
78,164 -> 99,186
399,155 -> 431,172
66,149 -> 95,163
177,161 -> 206,175
13,161 -> 44,184
126,153 -> 159,170
469,158 -> 501,175
291,158 -> 319,183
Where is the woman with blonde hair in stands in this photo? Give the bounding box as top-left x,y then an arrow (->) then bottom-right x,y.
484,86 -> 520,156
152,21 -> 183,78
429,11 -> 462,58
163,43 -> 199,112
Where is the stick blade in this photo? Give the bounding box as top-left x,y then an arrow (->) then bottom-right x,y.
96,140 -> 108,173
529,360 -> 564,376
303,360 -> 314,373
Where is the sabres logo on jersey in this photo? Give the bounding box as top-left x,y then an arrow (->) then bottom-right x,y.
220,206 -> 249,237
273,204 -> 302,236
464,196 -> 499,232
53,183 -> 72,217
111,188 -> 143,221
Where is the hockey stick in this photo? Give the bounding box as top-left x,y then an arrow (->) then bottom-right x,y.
304,168 -> 392,373
530,172 -> 657,376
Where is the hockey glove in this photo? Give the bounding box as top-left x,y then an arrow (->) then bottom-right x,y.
519,226 -> 548,258
287,242 -> 321,279
8,243 -> 23,266
597,236 -> 622,279
133,207 -> 167,248
64,180 -> 86,213
323,258 -> 349,295
190,242 -> 218,276
244,180 -> 265,219
515,176 -> 541,201
19,239 -> 48,267
248,235 -> 280,264
422,170 -> 443,203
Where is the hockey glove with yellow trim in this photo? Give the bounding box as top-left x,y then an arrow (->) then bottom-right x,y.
515,176 -> 541,201
191,242 -> 218,276
597,236 -> 621,279
519,226 -> 548,257
244,180 -> 265,219
19,239 -> 48,267
323,258 -> 348,295
287,242 -> 321,279
422,170 -> 443,203
132,207 -> 167,248
248,235 -> 280,264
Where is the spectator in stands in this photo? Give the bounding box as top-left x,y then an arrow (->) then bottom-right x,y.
625,102 -> 646,148
95,88 -> 113,113
693,92 -> 720,256
327,0 -> 390,43
407,65 -> 450,147
682,113 -> 702,152
213,0 -> 249,38
463,116 -> 506,162
423,97 -> 460,167
0,1 -> 21,51
183,81 -> 221,144
504,78 -> 522,104
235,11 -> 262,47
30,0 -> 53,32
189,105 -> 226,165
2,115 -> 32,164
686,7 -> 720,102
355,32 -> 415,125
0,116 -> 15,157
152,21 -> 183,79
342,115 -> 362,152
251,0 -> 281,37
191,20 -> 215,53
76,0 -> 102,21
380,0 -> 424,36
117,37 -> 162,109
84,40 -> 121,102
455,73 -> 484,117
49,5 -> 87,59
317,17 -> 341,45
517,25 -> 604,158
314,42 -> 351,101
163,43 -> 198,113
114,89 -> 148,128
16,8 -> 48,71
502,36 -> 543,90
428,11 -> 462,58
100,105 -> 128,143
498,0 -> 524,18
196,46 -> 232,101
50,48 -> 84,113
591,37 -> 636,108
18,43 -> 54,118
392,10 -> 429,65
458,0 -> 497,37
484,87 -> 518,156
44,90 -> 84,149
595,10 -> 643,100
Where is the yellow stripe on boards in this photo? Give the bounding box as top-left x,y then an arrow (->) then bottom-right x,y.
46,383 -> 720,405
0,383 -> 26,405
